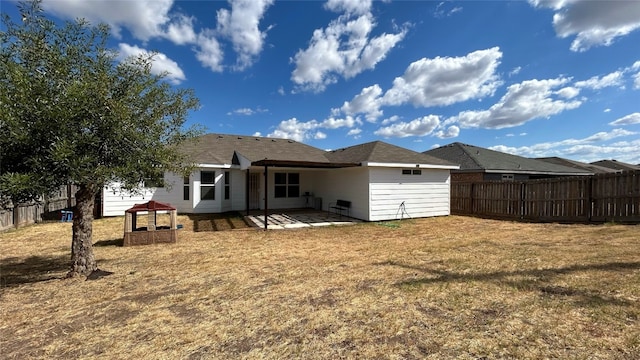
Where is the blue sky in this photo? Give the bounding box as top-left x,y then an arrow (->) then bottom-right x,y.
5,0 -> 640,164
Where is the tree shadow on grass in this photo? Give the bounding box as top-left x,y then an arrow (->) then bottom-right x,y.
379,260 -> 640,306
94,238 -> 124,247
188,212 -> 251,232
0,254 -> 70,287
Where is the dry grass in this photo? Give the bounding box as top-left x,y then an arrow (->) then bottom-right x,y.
1,215 -> 639,359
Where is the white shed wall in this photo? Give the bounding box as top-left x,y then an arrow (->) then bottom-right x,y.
368,167 -> 451,221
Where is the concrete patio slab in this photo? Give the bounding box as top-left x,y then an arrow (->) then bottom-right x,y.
245,210 -> 360,229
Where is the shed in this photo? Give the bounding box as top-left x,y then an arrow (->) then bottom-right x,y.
124,200 -> 178,246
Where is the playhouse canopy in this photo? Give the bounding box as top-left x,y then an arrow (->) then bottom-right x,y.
125,200 -> 176,213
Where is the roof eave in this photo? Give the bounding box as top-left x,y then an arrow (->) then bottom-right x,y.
362,161 -> 459,170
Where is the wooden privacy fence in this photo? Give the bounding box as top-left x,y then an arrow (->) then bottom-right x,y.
451,170 -> 640,223
0,184 -> 77,231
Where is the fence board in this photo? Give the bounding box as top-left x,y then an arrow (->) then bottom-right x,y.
451,170 -> 640,223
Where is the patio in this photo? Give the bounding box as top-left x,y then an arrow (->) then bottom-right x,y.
245,210 -> 361,230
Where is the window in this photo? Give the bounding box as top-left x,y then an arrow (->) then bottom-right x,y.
183,176 -> 190,201
402,169 -> 422,175
200,171 -> 215,200
144,170 -> 164,188
402,169 -> 412,175
412,169 -> 422,175
274,172 -> 300,198
502,174 -> 514,181
224,171 -> 230,200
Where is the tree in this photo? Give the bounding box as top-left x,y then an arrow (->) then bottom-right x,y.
0,1 -> 202,276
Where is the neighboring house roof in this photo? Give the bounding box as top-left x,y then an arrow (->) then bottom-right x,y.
326,141 -> 458,168
180,134 -> 456,169
589,159 -> 640,171
537,157 -> 619,174
424,142 -> 592,175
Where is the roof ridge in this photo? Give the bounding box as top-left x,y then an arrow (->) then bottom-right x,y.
455,143 -> 484,169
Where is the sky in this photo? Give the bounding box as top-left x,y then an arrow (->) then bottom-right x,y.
4,0 -> 640,164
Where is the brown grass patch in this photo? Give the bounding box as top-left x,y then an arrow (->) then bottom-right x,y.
1,215 -> 639,359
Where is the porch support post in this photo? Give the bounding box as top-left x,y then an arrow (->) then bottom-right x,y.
264,163 -> 268,230
245,169 -> 249,216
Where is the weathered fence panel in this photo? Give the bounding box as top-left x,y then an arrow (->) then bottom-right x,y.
0,184 -> 77,231
451,170 -> 640,223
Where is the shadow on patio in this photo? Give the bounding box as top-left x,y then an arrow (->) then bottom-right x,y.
245,209 -> 361,229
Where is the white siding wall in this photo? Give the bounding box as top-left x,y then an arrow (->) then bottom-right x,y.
102,172 -> 184,216
368,167 -> 451,221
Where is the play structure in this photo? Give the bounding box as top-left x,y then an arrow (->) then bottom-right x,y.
123,200 -> 178,246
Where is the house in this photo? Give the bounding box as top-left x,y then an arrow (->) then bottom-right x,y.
589,159 -> 640,172
536,157 -> 619,174
423,142 -> 592,182
102,133 -> 459,221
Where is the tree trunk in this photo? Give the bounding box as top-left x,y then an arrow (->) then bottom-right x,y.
68,183 -> 98,277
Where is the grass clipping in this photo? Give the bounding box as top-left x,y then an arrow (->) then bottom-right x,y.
1,215 -> 639,359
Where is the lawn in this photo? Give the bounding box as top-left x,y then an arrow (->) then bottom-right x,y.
1,215 -> 639,359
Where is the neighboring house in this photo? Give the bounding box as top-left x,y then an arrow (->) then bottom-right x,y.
536,157 -> 619,174
589,159 -> 640,172
423,142 -> 592,182
102,133 -> 459,221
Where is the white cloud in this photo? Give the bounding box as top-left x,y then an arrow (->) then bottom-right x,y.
42,0 -> 173,40
509,66 -> 522,77
268,118 -> 320,142
450,77 -> 582,129
41,0 -> 273,74
291,4 -> 406,92
116,43 -> 186,84
320,116 -> 362,129
347,128 -> 362,137
604,108 -> 612,113
382,47 -> 503,108
267,114 -> 360,141
489,128 -> 638,162
434,2 -> 463,18
277,86 -> 285,96
575,71 -> 624,90
314,131 -> 327,140
216,0 -> 274,71
325,0 -> 372,16
374,115 -> 440,138
164,14 -> 197,45
381,115 -> 401,125
556,86 -> 580,99
340,85 -> 383,122
609,112 -> 640,126
434,125 -> 460,139
227,107 -> 268,116
195,31 -> 224,72
632,61 -> 640,89
529,0 -> 640,52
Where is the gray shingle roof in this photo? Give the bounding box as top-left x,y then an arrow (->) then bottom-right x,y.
424,142 -> 592,175
180,134 -> 457,168
181,133 -> 331,165
590,159 -> 640,171
326,141 -> 457,166
537,157 -> 618,174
